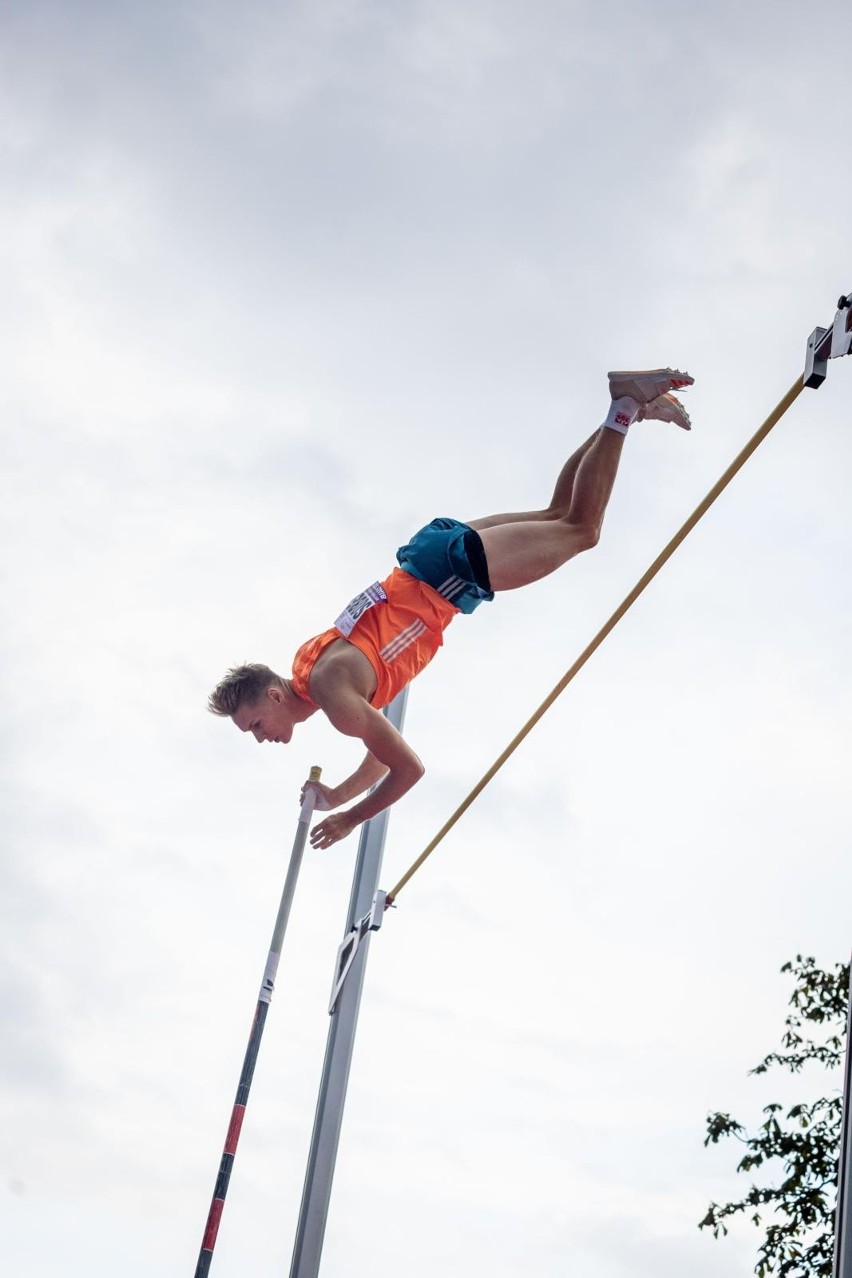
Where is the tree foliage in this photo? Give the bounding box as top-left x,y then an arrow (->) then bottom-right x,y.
699,955 -> 849,1277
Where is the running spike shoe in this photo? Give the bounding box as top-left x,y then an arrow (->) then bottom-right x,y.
608,368 -> 694,403
638,391 -> 691,431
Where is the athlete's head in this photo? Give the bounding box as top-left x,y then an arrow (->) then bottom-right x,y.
208,663 -> 297,744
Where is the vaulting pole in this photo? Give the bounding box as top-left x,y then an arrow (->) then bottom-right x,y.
289,690 -> 408,1278
194,766 -> 322,1278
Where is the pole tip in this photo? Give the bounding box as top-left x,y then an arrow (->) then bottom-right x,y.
309,765 -> 322,781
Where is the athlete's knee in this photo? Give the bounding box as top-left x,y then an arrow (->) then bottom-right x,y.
564,518 -> 601,552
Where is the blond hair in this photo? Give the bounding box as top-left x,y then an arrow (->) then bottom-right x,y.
207,663 -> 285,716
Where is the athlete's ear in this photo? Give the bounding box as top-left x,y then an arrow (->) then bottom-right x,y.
267,685 -> 284,704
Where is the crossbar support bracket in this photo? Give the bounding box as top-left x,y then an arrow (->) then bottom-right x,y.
805,292 -> 852,388
328,890 -> 387,1015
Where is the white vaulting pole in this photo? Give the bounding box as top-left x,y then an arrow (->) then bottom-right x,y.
289,690 -> 408,1278
195,766 -> 322,1277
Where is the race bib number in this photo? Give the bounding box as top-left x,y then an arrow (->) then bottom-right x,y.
334,582 -> 388,637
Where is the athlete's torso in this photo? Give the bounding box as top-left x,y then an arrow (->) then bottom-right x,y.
291,567 -> 459,709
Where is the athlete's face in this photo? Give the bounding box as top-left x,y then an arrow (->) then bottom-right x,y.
232,686 -> 294,745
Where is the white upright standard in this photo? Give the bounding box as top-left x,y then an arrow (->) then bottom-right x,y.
289,687 -> 408,1278
833,957 -> 852,1278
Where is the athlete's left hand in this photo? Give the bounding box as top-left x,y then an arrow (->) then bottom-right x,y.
300,779 -> 336,811
310,810 -> 360,850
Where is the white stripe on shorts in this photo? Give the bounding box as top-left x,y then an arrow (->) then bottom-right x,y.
437,575 -> 465,601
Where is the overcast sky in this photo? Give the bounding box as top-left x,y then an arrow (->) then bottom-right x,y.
2,1 -> 851,1275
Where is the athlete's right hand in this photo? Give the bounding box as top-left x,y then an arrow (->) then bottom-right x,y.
300,779 -> 337,812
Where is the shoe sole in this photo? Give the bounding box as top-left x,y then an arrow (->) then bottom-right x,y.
608,367 -> 694,403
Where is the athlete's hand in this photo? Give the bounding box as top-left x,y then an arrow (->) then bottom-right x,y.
300,780 -> 337,812
310,810 -> 360,850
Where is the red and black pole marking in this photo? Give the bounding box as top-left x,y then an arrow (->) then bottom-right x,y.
194,998 -> 270,1278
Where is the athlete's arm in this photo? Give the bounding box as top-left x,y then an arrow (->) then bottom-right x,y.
300,752 -> 389,811
308,684 -> 424,849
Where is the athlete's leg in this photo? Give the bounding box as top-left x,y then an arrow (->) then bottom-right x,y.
476,427 -> 625,591
468,367 -> 693,592
467,432 -> 599,532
